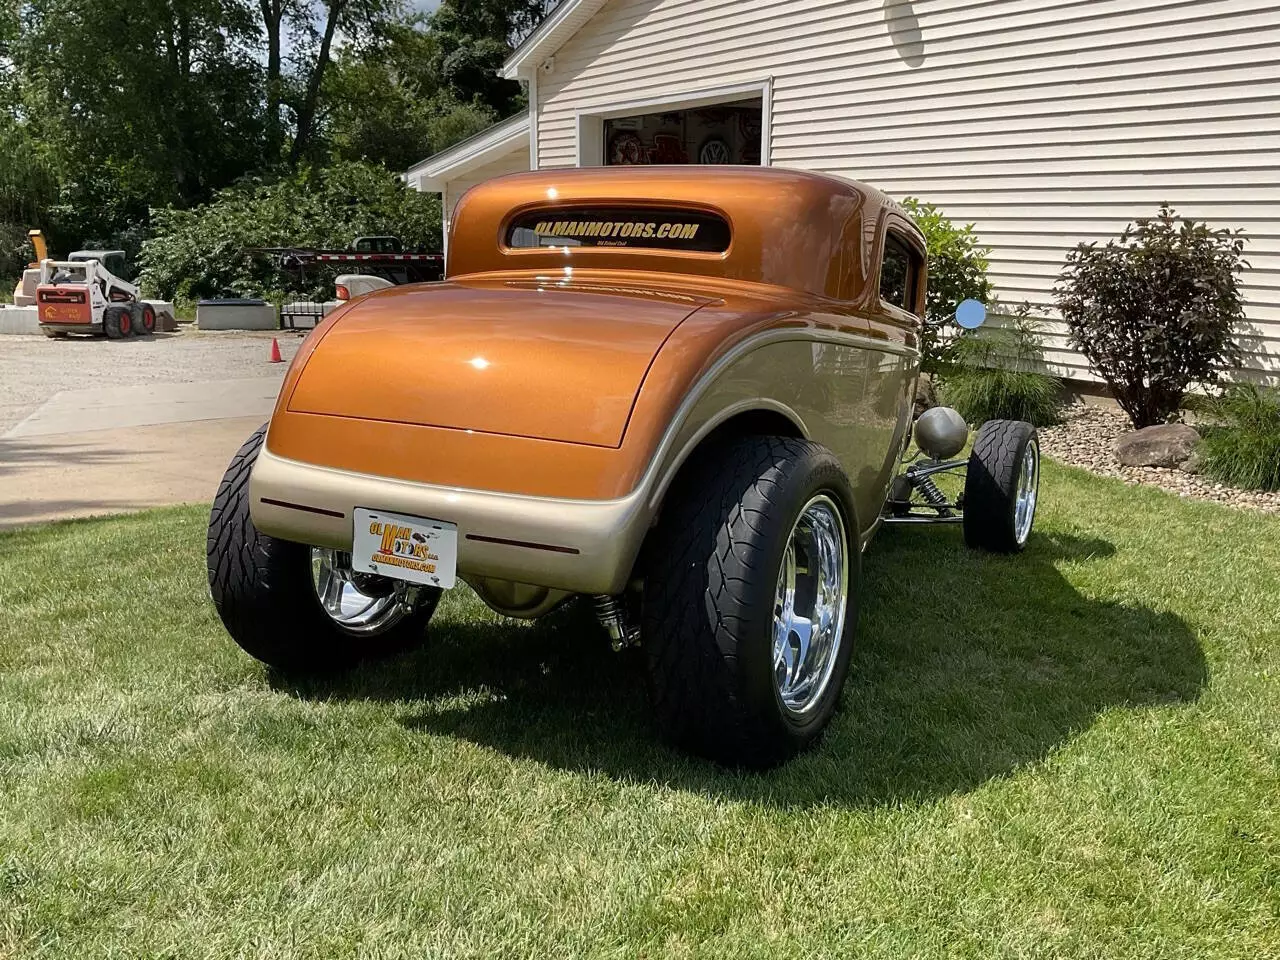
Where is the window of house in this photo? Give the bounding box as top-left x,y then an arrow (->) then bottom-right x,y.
879,232 -> 924,315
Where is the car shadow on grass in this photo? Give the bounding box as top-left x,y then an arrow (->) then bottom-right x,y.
276,528 -> 1207,807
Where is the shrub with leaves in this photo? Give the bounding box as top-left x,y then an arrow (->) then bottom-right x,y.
1187,383 -> 1280,491
138,162 -> 442,301
938,305 -> 1062,426
1054,205 -> 1247,428
901,197 -> 994,373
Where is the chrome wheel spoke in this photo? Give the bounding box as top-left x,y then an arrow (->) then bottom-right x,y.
318,555 -> 348,613
790,614 -> 813,682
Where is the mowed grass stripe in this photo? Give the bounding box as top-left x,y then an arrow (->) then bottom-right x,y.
0,462 -> 1276,959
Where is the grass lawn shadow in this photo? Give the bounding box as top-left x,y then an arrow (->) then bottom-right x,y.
277,527 -> 1207,808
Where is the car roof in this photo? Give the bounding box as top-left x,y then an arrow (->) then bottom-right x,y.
449,166 -> 923,304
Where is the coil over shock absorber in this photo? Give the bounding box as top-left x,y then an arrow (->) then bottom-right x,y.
593,594 -> 640,651
908,468 -> 954,518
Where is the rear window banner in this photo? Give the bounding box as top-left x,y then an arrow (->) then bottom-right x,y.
507,208 -> 730,253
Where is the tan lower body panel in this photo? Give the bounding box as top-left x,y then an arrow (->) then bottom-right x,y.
249,446 -> 650,596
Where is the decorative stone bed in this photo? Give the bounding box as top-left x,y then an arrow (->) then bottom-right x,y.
1039,402 -> 1280,515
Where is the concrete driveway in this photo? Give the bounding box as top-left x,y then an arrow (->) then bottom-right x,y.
0,330 -> 302,529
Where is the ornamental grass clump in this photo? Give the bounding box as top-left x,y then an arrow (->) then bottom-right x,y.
1054,205 -> 1247,428
939,307 -> 1063,426
1188,383 -> 1280,492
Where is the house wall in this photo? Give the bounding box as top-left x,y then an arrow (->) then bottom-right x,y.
533,0 -> 1280,383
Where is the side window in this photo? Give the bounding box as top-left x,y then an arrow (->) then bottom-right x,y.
879,231 -> 923,315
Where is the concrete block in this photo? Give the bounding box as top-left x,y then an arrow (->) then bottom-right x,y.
8,269 -> 39,306
197,298 -> 277,331
0,305 -> 40,335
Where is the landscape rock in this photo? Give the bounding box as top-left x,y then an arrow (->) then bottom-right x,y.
1038,401 -> 1280,515
1114,423 -> 1201,468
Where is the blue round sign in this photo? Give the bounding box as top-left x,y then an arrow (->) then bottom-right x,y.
956,299 -> 987,329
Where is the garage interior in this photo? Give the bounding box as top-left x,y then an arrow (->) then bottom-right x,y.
602,98 -> 762,166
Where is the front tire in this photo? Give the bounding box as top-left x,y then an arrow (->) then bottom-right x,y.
133,302 -> 156,335
207,424 -> 440,672
103,305 -> 130,339
963,419 -> 1040,553
642,436 -> 860,768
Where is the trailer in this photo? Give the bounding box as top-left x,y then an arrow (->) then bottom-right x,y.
256,237 -> 444,289
258,237 -> 445,330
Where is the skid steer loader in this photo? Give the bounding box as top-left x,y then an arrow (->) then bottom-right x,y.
34,250 -> 156,339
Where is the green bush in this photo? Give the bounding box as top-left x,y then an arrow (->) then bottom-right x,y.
901,197 -> 994,374
938,307 -> 1063,426
1188,384 -> 1280,491
137,161 -> 442,301
1054,205 -> 1247,428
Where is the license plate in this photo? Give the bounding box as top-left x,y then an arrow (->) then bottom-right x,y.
352,508 -> 457,589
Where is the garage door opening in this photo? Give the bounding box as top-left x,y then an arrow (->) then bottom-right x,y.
602,99 -> 762,166
575,81 -> 772,168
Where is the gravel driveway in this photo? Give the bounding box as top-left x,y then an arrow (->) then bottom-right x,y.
0,328 -> 304,434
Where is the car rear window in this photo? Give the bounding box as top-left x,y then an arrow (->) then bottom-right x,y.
506,207 -> 730,253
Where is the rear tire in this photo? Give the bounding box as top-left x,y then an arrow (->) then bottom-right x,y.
103,306 -> 130,339
207,424 -> 440,672
642,436 -> 860,768
963,419 -> 1040,553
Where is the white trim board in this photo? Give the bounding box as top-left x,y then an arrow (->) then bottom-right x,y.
406,114 -> 531,190
502,0 -> 609,81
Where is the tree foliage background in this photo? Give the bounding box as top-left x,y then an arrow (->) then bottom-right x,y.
1,0 -> 556,292
138,162 -> 442,300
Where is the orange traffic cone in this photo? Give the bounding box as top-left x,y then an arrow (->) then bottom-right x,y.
269,337 -> 283,363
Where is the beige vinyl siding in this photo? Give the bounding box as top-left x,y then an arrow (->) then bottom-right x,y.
535,0 -> 1280,383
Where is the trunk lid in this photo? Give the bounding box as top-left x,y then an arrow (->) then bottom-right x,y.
287,279 -> 714,448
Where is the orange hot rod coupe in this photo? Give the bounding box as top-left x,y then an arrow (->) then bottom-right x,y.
207,167 -> 1041,767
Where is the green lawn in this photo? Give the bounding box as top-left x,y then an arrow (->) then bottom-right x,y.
1,463 -> 1277,959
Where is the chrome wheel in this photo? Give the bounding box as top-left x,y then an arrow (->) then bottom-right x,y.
1014,439 -> 1040,545
311,548 -> 417,635
772,494 -> 850,717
